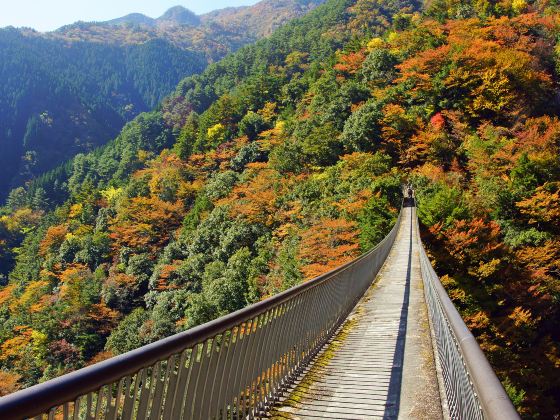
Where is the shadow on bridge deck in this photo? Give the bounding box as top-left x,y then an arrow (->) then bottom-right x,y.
382,206 -> 411,418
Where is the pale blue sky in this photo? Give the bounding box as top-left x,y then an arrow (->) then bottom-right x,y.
0,0 -> 261,32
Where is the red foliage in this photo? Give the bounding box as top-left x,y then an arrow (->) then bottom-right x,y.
430,112 -> 445,130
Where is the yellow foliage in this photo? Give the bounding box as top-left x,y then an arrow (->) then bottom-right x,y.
475,258 -> 501,279
207,123 -> 227,144
68,203 -> 83,219
74,224 -> 94,236
0,208 -> 41,232
470,68 -> 515,116
258,102 -> 277,123
9,281 -> 50,313
101,186 -> 124,205
367,37 -> 385,51
509,306 -> 537,328
387,32 -> 399,44
257,121 -> 286,151
30,330 -> 48,357
512,0 -> 528,14
137,149 -> 153,163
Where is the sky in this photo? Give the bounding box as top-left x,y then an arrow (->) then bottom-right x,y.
0,0 -> 261,32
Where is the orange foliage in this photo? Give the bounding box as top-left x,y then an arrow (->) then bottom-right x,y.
188,140 -> 239,174
87,351 -> 114,366
333,189 -> 372,216
508,306 -> 537,329
440,219 -> 502,265
57,265 -> 93,310
88,302 -> 120,335
107,271 -> 137,287
155,262 -> 182,291
334,50 -> 366,75
380,103 -> 420,160
465,311 -> 491,331
109,196 -> 183,252
298,218 -> 360,279
0,326 -> 33,362
0,284 -> 16,306
0,370 -> 21,397
516,182 -> 560,225
397,16 -> 554,118
9,280 -> 50,314
414,163 -> 447,183
39,225 -> 68,256
396,44 -> 451,93
515,240 -> 560,304
221,164 -> 283,226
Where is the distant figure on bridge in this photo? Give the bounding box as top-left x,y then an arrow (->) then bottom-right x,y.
405,184 -> 414,207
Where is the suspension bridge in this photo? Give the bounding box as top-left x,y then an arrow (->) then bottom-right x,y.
0,199 -> 519,419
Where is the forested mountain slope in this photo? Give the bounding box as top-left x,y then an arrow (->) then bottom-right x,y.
0,30 -> 204,202
0,1 -> 325,201
0,0 -> 559,417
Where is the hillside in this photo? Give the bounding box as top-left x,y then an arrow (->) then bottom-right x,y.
0,1 -> 325,202
0,0 -> 559,417
0,29 -> 205,202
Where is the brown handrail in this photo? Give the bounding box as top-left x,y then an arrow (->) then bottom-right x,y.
0,209 -> 403,420
415,203 -> 519,420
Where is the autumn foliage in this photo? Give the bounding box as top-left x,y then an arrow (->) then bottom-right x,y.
0,0 -> 559,416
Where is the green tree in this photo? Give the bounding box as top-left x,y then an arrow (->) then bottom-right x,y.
105,308 -> 149,355
341,99 -> 384,152
238,112 -> 267,141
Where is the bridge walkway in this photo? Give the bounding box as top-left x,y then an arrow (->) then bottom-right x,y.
269,205 -> 443,419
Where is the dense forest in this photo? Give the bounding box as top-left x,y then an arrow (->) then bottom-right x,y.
0,1 -> 325,201
0,0 -> 559,417
0,29 -> 205,201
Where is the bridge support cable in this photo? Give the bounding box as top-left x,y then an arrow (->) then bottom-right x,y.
0,210 -> 403,420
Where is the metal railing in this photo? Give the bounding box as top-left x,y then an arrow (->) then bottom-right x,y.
415,205 -> 520,420
0,211 -> 402,420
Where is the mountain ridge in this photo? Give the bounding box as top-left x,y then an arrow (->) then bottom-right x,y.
104,6 -> 202,28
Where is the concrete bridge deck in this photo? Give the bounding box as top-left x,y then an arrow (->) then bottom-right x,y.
270,206 -> 443,419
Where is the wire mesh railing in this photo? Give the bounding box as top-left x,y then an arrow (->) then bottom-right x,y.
0,210 -> 402,420
415,205 -> 520,420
